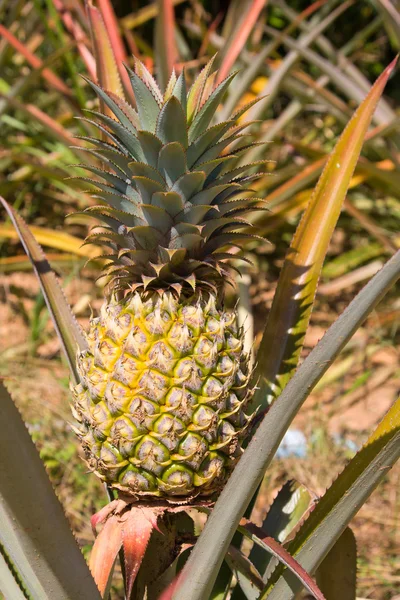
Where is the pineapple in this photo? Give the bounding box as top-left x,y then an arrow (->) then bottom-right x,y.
71,58 -> 266,500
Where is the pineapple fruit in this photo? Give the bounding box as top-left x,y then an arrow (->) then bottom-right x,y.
71,58 -> 265,500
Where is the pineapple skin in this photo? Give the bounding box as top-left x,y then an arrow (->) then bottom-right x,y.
72,292 -> 252,499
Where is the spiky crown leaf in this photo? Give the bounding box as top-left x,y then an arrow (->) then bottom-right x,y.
76,57 -> 267,297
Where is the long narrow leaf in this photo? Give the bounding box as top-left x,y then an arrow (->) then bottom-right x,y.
172,249 -> 400,600
0,383 -> 101,600
252,57 -> 397,410
216,0 -> 266,84
0,223 -> 95,257
86,0 -> 124,113
263,395 -> 400,599
249,481 -> 313,578
238,523 -> 325,600
0,197 -> 87,384
155,0 -> 178,91
315,528 -> 357,600
97,0 -> 135,102
52,0 -> 96,79
0,546 -> 28,600
0,24 -> 71,96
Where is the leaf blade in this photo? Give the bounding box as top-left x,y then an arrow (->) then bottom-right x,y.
252,57 -> 398,410
155,0 -> 178,91
0,383 -> 101,600
86,0 -> 124,114
0,196 -> 87,384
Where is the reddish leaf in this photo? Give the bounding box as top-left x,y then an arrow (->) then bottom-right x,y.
86,0 -> 124,110
0,24 -> 71,96
97,0 -> 135,102
91,499 -> 120,533
122,507 -> 156,598
217,0 -> 266,84
158,573 -> 182,600
52,0 -> 96,79
89,515 -> 123,597
155,0 -> 178,91
242,521 -> 326,600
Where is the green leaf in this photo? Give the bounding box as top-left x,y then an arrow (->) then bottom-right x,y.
141,204 -> 173,229
156,96 -> 188,147
190,183 -> 239,206
172,249 -> 400,600
172,70 -> 187,115
83,78 -> 138,133
0,545 -> 29,600
137,131 -> 163,168
315,528 -> 357,600
252,57 -> 398,410
186,56 -> 216,125
132,176 -> 165,204
0,383 -> 101,600
158,142 -> 187,185
263,395 -> 400,599
188,71 -> 237,143
0,196 -> 87,384
172,172 -> 206,203
86,110 -> 145,161
186,121 -> 234,168
127,66 -> 161,132
129,161 -> 166,186
75,162 -> 134,194
152,191 -> 184,219
133,56 -> 164,105
225,546 -> 264,599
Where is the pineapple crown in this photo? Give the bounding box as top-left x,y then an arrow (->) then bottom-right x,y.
75,56 -> 268,298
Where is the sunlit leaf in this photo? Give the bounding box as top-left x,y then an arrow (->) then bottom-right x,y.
0,382 -> 100,600
155,0 -> 178,92
0,197 -> 88,383
252,58 -> 397,410
86,0 -> 124,114
315,528 -> 357,600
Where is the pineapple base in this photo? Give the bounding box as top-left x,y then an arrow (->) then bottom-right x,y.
72,292 -> 252,499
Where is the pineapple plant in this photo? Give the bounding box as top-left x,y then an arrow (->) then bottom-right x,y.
1,1 -> 398,595
70,57 -> 265,500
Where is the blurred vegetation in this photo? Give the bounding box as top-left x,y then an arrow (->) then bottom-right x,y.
0,1 -> 399,598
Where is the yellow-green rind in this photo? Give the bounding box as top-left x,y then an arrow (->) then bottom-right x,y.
72,292 -> 253,499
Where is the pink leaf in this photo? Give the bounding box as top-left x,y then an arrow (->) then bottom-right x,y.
217,0 -> 266,84
243,521 -> 326,600
122,507 -> 156,598
52,0 -> 96,79
89,515 -> 123,597
97,0 -> 135,102
0,24 -> 71,96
